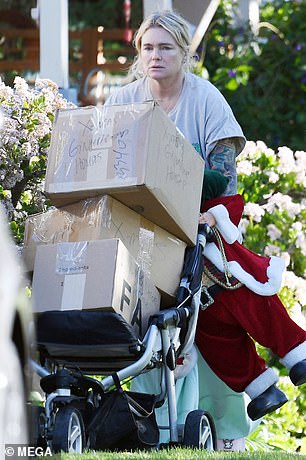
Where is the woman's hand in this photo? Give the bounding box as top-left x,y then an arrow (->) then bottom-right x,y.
199,211 -> 216,227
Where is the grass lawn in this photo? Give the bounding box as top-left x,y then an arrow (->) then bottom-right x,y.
61,450 -> 303,460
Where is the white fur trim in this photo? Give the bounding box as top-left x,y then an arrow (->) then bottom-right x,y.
204,243 -> 226,272
228,256 -> 285,296
208,204 -> 240,243
236,231 -> 243,244
280,341 -> 306,369
204,245 -> 285,296
245,368 -> 279,399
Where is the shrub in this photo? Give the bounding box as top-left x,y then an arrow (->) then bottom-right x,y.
237,140 -> 306,332
201,0 -> 306,151
0,76 -> 75,243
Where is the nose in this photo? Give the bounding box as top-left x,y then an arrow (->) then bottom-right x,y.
152,47 -> 162,60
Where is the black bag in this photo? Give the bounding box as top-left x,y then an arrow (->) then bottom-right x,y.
88,389 -> 159,450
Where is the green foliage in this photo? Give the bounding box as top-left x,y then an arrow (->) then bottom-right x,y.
237,142 -> 306,285
202,0 -> 306,151
0,0 -> 36,11
236,142 -> 306,454
247,380 -> 306,454
0,77 -> 74,243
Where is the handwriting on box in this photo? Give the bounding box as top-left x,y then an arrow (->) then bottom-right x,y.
53,107 -> 192,190
163,130 -> 190,189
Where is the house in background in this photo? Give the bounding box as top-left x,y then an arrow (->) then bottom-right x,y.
0,0 -> 260,104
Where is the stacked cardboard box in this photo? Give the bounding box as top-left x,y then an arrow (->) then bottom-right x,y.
29,102 -> 204,338
32,239 -> 160,339
23,195 -> 186,298
44,102 -> 204,245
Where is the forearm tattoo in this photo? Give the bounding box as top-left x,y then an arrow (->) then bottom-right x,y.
208,139 -> 238,195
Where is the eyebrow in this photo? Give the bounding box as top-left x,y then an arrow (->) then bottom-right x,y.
142,42 -> 174,47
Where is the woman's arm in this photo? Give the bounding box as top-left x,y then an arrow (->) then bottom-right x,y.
208,139 -> 237,196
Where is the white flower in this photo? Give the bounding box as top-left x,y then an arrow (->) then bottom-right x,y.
263,193 -> 301,218
267,224 -> 282,241
238,140 -> 276,162
264,244 -> 281,257
282,271 -> 306,307
0,76 -> 75,222
256,140 -> 275,157
292,222 -> 303,232
239,218 -> 249,235
243,202 -> 265,222
236,159 -> 259,176
266,170 -> 279,184
239,140 -> 258,160
35,78 -> 59,92
277,146 -> 297,174
295,170 -> 306,186
295,150 -> 306,168
13,76 -> 29,94
20,142 -> 32,158
280,252 -> 291,267
289,303 -> 306,329
296,232 -> 306,256
0,107 -> 4,129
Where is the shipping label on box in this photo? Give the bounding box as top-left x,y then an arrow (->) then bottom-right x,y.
31,239 -> 160,338
23,195 -> 186,297
44,102 -> 204,244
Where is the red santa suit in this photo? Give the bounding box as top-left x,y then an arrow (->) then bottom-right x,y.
195,194 -> 306,400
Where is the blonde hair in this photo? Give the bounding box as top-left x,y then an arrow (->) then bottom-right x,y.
129,10 -> 195,79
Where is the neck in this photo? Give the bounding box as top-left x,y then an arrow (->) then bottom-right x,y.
149,72 -> 184,98
149,73 -> 185,112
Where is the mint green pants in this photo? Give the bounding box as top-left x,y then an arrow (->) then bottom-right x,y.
131,347 -> 260,443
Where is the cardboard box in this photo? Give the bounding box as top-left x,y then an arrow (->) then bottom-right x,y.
44,102 -> 204,245
23,195 -> 186,297
31,239 -> 161,338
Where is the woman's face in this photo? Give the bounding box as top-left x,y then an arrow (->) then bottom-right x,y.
140,26 -> 185,82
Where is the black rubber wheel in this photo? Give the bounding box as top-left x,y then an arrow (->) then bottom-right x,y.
52,406 -> 85,453
183,409 -> 216,450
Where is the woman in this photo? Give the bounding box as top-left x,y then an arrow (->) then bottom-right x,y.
105,9 -> 245,196
104,10 -> 256,450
